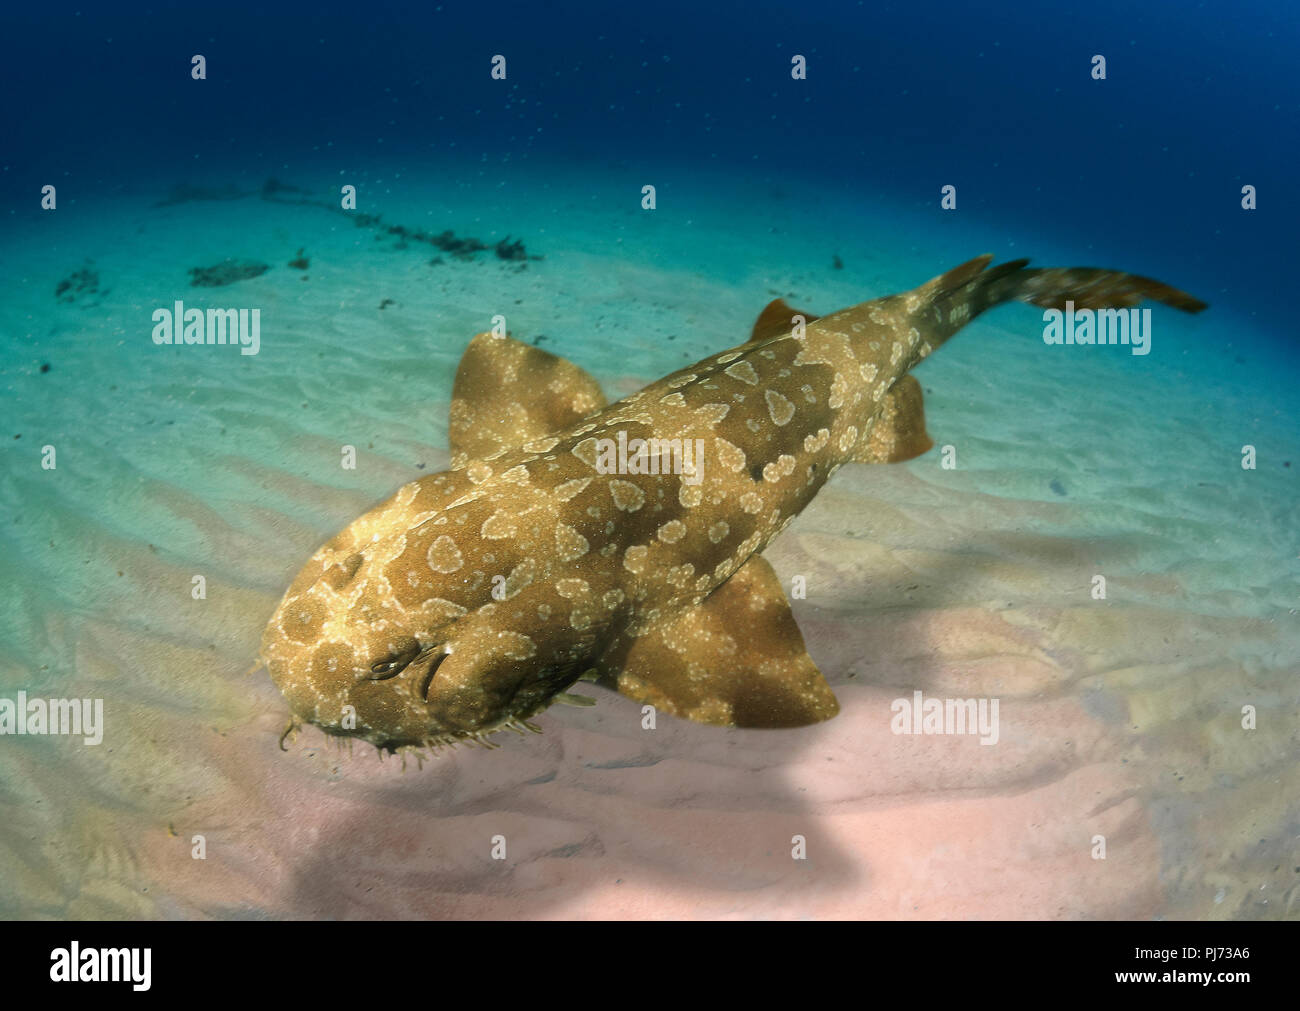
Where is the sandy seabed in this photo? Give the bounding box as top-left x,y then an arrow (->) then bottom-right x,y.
1,165 -> 1296,919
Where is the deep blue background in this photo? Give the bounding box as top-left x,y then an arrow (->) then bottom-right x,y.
3,0 -> 1296,327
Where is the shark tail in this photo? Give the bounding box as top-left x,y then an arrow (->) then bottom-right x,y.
920,254 -> 1207,347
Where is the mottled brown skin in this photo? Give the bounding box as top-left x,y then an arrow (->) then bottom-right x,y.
260,256 -> 1205,753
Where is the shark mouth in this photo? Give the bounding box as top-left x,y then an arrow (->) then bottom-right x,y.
397,670 -> 599,757
319,652 -> 600,759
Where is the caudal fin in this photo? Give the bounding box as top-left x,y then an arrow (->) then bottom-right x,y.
922,254 -> 1206,346
1003,264 -> 1207,313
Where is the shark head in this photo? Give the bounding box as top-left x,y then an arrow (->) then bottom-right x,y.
260,472 -> 604,753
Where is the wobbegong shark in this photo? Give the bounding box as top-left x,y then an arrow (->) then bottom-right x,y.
260,255 -> 1205,754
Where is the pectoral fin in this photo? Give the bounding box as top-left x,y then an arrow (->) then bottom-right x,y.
595,554 -> 839,728
448,332 -> 607,462
855,375 -> 934,463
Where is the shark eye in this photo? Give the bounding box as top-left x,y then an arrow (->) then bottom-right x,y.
367,657 -> 410,680
368,642 -> 422,679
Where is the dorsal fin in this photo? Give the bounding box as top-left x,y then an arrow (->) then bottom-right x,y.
448,332 -> 606,464
750,298 -> 819,343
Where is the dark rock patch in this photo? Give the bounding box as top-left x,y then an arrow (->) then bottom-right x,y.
55,263 -> 105,304
167,177 -> 543,271
432,230 -> 489,259
262,177 -> 310,198
495,236 -> 528,261
155,183 -> 252,207
188,259 -> 271,288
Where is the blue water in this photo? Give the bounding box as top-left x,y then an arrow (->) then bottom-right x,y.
4,0 -> 1297,327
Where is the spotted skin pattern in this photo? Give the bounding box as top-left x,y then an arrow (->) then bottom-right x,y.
260,256 -> 1205,754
